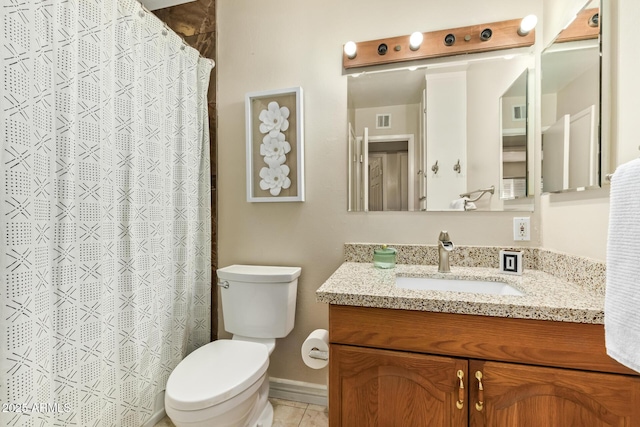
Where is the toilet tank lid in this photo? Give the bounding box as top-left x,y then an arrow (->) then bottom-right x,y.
217,265 -> 301,283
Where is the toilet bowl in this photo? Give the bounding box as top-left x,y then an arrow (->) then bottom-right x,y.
165,265 -> 301,427
165,340 -> 271,427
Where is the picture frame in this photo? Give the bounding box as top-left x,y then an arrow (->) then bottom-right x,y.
245,87 -> 304,202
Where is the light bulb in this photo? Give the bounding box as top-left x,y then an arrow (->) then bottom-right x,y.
409,32 -> 423,51
344,41 -> 357,59
518,14 -> 538,36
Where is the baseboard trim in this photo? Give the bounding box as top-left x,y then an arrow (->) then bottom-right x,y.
269,377 -> 328,407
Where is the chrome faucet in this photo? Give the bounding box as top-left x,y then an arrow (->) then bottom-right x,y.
437,231 -> 455,273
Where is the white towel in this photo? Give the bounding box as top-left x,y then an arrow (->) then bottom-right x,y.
449,198 -> 476,211
605,158 -> 640,373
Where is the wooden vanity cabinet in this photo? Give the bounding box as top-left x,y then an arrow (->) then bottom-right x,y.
329,305 -> 640,427
468,360 -> 640,427
331,344 -> 468,426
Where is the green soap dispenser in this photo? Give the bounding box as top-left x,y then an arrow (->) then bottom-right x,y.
373,244 -> 397,269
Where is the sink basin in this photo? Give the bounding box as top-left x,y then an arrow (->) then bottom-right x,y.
396,276 -> 524,296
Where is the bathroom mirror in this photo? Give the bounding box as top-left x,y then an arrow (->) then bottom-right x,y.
347,52 -> 534,212
541,0 -> 601,193
500,70 -> 529,200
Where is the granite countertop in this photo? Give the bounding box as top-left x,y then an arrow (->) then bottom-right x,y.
316,262 -> 604,324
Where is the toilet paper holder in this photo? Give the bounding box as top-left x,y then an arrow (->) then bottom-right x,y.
302,329 -> 330,369
308,348 -> 328,360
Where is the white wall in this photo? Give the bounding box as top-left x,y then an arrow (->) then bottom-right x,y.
556,63 -> 599,120
613,0 -> 640,165
467,56 -> 532,210
218,0 -> 542,385
541,93 -> 558,127
540,0 -> 638,261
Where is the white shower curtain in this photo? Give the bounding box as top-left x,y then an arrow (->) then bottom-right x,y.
0,0 -> 212,425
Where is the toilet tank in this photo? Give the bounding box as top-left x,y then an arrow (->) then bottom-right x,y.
217,265 -> 301,338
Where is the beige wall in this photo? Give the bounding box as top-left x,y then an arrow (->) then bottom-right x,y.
502,96 -> 528,131
218,0 -> 542,385
218,0 -> 638,386
353,104 -> 419,139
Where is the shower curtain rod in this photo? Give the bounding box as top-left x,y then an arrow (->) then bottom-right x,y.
137,2 -> 216,69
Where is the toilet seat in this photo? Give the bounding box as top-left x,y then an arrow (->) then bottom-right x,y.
165,339 -> 269,411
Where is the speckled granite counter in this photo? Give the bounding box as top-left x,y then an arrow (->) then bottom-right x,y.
316,261 -> 605,324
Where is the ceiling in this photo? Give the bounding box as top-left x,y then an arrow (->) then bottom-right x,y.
348,69 -> 425,109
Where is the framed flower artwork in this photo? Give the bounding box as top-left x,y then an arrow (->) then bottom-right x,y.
245,87 -> 304,202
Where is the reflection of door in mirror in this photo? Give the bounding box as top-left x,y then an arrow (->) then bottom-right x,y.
569,105 -> 598,188
368,155 -> 383,211
426,71 -> 467,210
542,114 -> 570,192
347,54 -> 534,212
365,135 -> 414,211
500,70 -> 528,200
348,123 -> 366,211
541,35 -> 600,192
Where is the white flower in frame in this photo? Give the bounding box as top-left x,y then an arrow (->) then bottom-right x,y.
260,133 -> 291,167
259,165 -> 291,196
258,101 -> 290,137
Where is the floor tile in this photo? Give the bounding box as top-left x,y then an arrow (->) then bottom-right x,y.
153,416 -> 175,427
299,407 -> 329,427
306,404 -> 328,413
154,398 -> 323,427
272,402 -> 306,427
269,397 -> 309,409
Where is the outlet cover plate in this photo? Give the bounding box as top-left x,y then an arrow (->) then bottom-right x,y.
513,217 -> 530,241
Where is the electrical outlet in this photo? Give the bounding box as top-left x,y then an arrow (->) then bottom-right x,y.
513,217 -> 530,241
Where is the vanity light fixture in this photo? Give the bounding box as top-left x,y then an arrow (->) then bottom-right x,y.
409,32 -> 423,50
443,33 -> 456,46
480,28 -> 493,41
344,41 -> 357,59
563,15 -> 578,30
517,14 -> 538,36
343,17 -> 536,69
555,8 -> 600,43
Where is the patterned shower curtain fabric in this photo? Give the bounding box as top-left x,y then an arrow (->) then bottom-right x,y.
0,0 -> 212,426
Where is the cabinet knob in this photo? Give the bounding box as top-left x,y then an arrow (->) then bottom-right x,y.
475,371 -> 484,411
456,369 -> 465,409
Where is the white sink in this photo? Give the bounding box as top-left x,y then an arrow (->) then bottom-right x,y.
396,276 -> 524,296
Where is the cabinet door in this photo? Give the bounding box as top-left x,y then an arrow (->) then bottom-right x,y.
469,360 -> 640,427
329,344 -> 468,427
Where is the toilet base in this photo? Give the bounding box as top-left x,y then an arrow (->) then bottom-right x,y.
253,400 -> 273,427
166,373 -> 273,427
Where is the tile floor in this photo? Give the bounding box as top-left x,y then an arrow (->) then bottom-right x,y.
154,397 -> 328,427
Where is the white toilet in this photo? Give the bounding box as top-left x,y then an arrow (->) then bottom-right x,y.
164,264 -> 301,427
